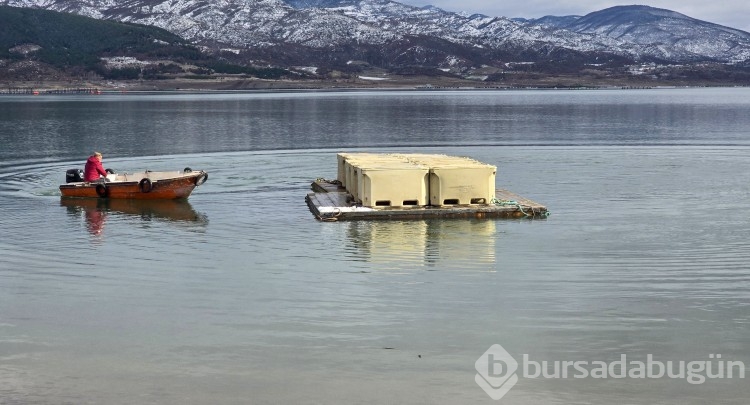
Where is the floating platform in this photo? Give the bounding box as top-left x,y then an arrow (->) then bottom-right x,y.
306,179 -> 548,221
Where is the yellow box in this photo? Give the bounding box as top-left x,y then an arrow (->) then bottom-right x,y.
335,153 -> 496,207
391,154 -> 497,206
345,160 -> 359,200
343,153 -> 388,200
344,153 -> 412,202
336,153 -> 350,187
358,165 -> 429,207
429,163 -> 496,206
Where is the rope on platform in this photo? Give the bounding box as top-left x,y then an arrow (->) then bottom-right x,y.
491,198 -> 551,217
317,207 -> 342,222
315,177 -> 342,186
491,198 -> 530,217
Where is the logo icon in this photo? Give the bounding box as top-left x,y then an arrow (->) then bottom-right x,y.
475,344 -> 519,400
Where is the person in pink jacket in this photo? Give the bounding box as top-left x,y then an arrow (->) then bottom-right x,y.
83,152 -> 108,182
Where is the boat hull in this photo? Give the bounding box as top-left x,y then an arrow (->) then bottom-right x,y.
59,171 -> 206,200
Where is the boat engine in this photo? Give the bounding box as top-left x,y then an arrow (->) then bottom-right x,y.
66,169 -> 84,183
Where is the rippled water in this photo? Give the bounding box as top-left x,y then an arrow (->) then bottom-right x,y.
1,89 -> 749,404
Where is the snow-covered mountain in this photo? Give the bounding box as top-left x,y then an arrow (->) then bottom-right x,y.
4,1 -> 750,68
527,5 -> 750,62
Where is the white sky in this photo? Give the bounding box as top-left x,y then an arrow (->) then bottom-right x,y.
398,1 -> 750,33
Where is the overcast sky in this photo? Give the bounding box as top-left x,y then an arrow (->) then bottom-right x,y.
397,1 -> 750,33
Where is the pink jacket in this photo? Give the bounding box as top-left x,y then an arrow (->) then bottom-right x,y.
83,155 -> 107,182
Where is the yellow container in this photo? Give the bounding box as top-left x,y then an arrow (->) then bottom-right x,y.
343,153 -> 397,200
336,153 -> 496,207
344,153 -> 413,202
428,163 -> 496,206
391,154 -> 497,206
358,164 -> 429,207
336,153 -> 350,187
345,160 -> 360,200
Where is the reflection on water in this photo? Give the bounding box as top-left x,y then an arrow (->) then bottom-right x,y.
60,197 -> 208,239
344,219 -> 497,268
424,219 -> 497,267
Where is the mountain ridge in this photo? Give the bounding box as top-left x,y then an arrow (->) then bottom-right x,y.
2,1 -> 750,87
7,0 -> 750,66
534,5 -> 750,62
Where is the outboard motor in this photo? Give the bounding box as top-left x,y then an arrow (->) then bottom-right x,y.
66,169 -> 84,183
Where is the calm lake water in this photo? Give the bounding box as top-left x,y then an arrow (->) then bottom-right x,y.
1,88 -> 749,404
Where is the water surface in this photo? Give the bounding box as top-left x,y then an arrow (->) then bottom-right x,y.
1,88 -> 749,404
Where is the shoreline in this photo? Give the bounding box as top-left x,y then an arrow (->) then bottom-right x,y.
1,83 -> 746,96
3,73 -> 749,95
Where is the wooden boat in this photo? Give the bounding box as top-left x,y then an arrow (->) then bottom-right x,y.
59,168 -> 207,199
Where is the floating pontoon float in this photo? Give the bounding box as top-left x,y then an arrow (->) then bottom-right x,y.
306,153 -> 548,221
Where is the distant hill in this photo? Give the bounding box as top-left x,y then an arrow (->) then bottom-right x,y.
0,5 -> 291,81
520,15 -> 581,28
537,5 -> 750,62
0,6 -> 200,70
